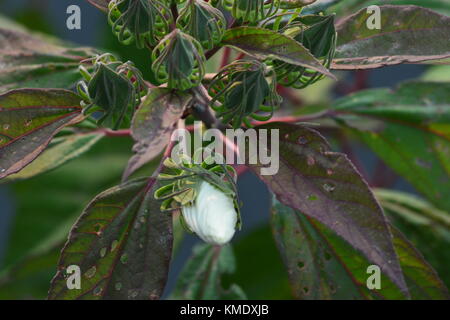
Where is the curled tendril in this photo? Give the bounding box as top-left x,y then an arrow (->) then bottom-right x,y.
177,0 -> 227,50
108,0 -> 172,48
222,0 -> 280,23
154,150 -> 240,224
152,29 -> 206,90
209,60 -> 281,128
77,53 -> 147,130
263,14 -> 337,89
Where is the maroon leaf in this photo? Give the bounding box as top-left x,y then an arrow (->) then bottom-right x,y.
333,5 -> 450,69
123,88 -> 192,180
0,89 -> 83,179
48,177 -> 173,300
249,122 -> 408,295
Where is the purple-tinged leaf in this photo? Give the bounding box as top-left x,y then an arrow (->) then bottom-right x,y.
123,88 -> 193,180
48,177 -> 173,300
333,81 -> 450,211
272,200 -> 449,299
249,122 -> 408,295
0,28 -> 98,92
222,27 -> 336,79
333,5 -> 450,70
0,89 -> 83,179
3,132 -> 104,182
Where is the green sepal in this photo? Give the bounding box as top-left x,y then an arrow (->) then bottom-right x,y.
177,0 -> 226,50
108,0 -> 172,48
209,60 -> 281,128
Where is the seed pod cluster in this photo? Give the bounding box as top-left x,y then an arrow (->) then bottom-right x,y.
209,60 -> 281,128
267,14 -> 337,89
77,54 -> 147,130
151,29 -> 206,90
108,0 -> 173,48
222,0 -> 279,23
177,0 -> 227,50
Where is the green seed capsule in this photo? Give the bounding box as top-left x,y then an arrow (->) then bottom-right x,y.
108,0 -> 172,48
223,0 -> 279,23
152,29 -> 206,90
177,0 -> 226,50
209,60 -> 281,128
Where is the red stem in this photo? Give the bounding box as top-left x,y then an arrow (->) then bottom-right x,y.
220,47 -> 232,69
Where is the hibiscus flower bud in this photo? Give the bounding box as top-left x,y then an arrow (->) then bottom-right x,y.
181,180 -> 238,245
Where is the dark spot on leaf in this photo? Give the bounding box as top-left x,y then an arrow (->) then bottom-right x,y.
298,136 -> 308,145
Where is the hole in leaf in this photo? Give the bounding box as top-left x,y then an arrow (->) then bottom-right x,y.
111,240 -> 119,252
120,253 -> 128,264
323,183 -> 335,193
93,223 -> 103,235
84,266 -> 97,279
93,286 -> 103,296
298,136 -> 308,145
307,155 -> 315,166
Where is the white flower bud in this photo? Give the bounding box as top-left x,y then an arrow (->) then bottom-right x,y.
181,180 -> 238,245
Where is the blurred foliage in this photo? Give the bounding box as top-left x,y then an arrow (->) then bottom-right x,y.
226,226 -> 294,299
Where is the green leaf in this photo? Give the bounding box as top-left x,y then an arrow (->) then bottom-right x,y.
123,88 -> 192,180
333,5 -> 450,69
0,89 -> 83,179
249,122 -> 408,294
87,63 -> 136,130
333,81 -> 450,211
422,65 -> 450,82
375,189 -> 450,288
2,136 -> 139,268
272,200 -> 449,299
302,0 -> 343,14
222,27 -> 335,79
375,189 -> 450,230
0,210 -> 76,299
0,137 -> 158,300
230,225 -> 294,299
48,177 -> 173,300
0,27 -> 97,92
0,241 -> 63,300
3,132 -> 104,182
171,244 -> 247,300
280,0 -> 317,9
